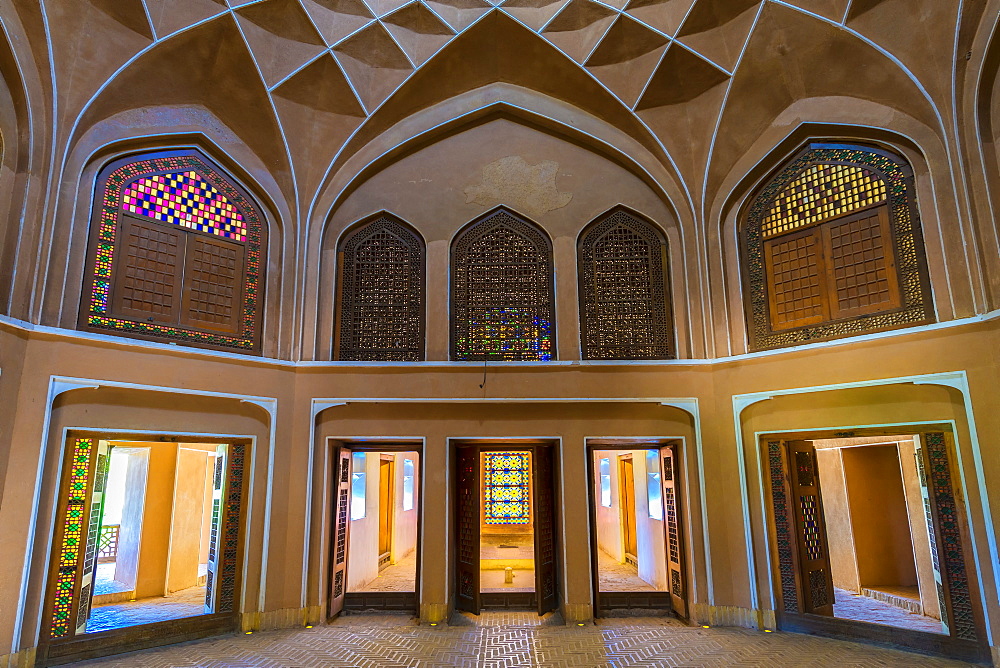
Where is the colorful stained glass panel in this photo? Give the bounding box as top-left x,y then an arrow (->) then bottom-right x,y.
51,438 -> 94,638
483,452 -> 531,525
122,171 -> 246,241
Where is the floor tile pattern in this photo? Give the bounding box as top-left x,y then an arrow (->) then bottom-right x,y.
86,586 -> 208,633
355,551 -> 417,592
598,549 -> 656,592
834,587 -> 945,634
74,612 -> 976,667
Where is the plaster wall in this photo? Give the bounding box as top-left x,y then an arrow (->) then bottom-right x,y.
814,448 -> 860,592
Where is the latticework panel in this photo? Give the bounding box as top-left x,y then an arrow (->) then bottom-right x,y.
483,452 -> 531,525
336,215 -> 425,361
83,152 -> 265,352
743,144 -> 933,350
49,438 -> 94,638
578,210 -> 673,360
451,210 -> 555,361
767,440 -> 799,613
763,163 -> 886,238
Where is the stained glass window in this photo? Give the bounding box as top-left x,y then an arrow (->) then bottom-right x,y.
483,452 -> 531,525
81,151 -> 266,352
579,208 -> 673,360
335,215 -> 425,361
451,209 -> 555,361
50,437 -> 94,638
645,450 -> 662,520
599,458 -> 611,507
351,452 -> 366,520
742,143 -> 933,350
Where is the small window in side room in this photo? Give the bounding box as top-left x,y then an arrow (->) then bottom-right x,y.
646,450 -> 663,520
350,452 -> 366,520
402,458 -> 414,511
599,458 -> 612,507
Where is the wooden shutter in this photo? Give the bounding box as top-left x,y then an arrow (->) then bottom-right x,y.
660,445 -> 687,618
533,446 -> 558,615
111,217 -> 183,323
822,206 -> 900,320
74,440 -> 111,635
764,228 -> 829,330
204,445 -> 226,613
328,447 -> 352,620
785,440 -> 834,616
180,235 -> 245,334
455,446 -> 481,614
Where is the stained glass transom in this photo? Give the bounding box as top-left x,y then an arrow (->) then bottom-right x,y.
579,209 -> 673,360
743,144 -> 932,350
50,438 -> 94,638
336,216 -> 424,361
483,452 -> 531,525
84,153 -> 264,351
122,171 -> 247,241
763,164 -> 886,238
451,210 -> 555,361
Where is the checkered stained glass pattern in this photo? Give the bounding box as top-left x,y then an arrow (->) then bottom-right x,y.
800,495 -> 823,561
50,438 -> 94,638
762,164 -> 886,238
483,452 -> 531,525
122,171 -> 246,241
84,153 -> 264,350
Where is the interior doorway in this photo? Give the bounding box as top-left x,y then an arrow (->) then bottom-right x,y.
39,433 -> 247,667
587,440 -> 687,617
453,442 -> 559,614
763,428 -> 988,662
328,443 -> 421,617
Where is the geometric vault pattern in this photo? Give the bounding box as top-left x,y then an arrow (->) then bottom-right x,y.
73,613 -> 973,667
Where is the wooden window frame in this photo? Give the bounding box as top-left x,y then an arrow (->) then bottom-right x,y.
741,143 -> 934,351
79,150 -> 266,354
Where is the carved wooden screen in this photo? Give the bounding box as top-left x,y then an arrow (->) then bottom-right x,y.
451,208 -> 556,361
328,447 -> 352,620
455,446 -> 481,613
578,209 -> 673,359
785,440 -> 834,616
660,445 -> 686,617
334,215 -> 425,361
743,144 -> 932,350
81,150 -> 266,353
533,446 -> 558,615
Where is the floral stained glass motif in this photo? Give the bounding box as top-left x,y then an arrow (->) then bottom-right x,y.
122,171 -> 246,241
51,438 -> 94,638
483,452 -> 531,525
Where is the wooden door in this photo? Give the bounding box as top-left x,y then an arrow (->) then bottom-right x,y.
533,446 -> 558,615
619,457 -> 637,558
455,446 -> 481,614
785,440 -> 834,616
328,447 -> 353,620
74,440 -> 112,635
660,445 -> 687,618
204,445 -> 226,613
378,459 -> 394,559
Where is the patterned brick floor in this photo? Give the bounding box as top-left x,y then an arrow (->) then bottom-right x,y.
598,549 -> 656,592
73,612 -> 977,667
834,587 -> 945,634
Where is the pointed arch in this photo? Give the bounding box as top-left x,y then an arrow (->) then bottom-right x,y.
740,142 -> 934,351
334,212 -> 426,361
450,207 -> 555,361
578,206 -> 674,360
78,148 -> 268,353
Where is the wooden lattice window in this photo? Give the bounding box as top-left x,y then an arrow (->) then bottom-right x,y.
80,150 -> 266,353
578,208 -> 674,359
334,214 -> 425,361
742,143 -> 933,350
451,208 -> 556,361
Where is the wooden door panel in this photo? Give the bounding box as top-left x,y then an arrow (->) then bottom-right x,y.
786,440 -> 835,616
180,235 -> 245,334
112,216 -> 184,324
533,446 -> 557,615
660,445 -> 687,618
328,447 -> 352,620
455,446 -> 480,614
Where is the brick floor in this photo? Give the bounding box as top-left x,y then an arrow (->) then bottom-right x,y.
73,612 -> 977,667
354,551 -> 417,592
834,587 -> 945,634
598,548 -> 657,592
85,586 -> 207,634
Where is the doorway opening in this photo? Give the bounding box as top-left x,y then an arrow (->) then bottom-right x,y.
453,441 -> 559,614
587,440 -> 687,617
39,433 -> 247,667
764,428 -> 988,662
328,443 -> 421,617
